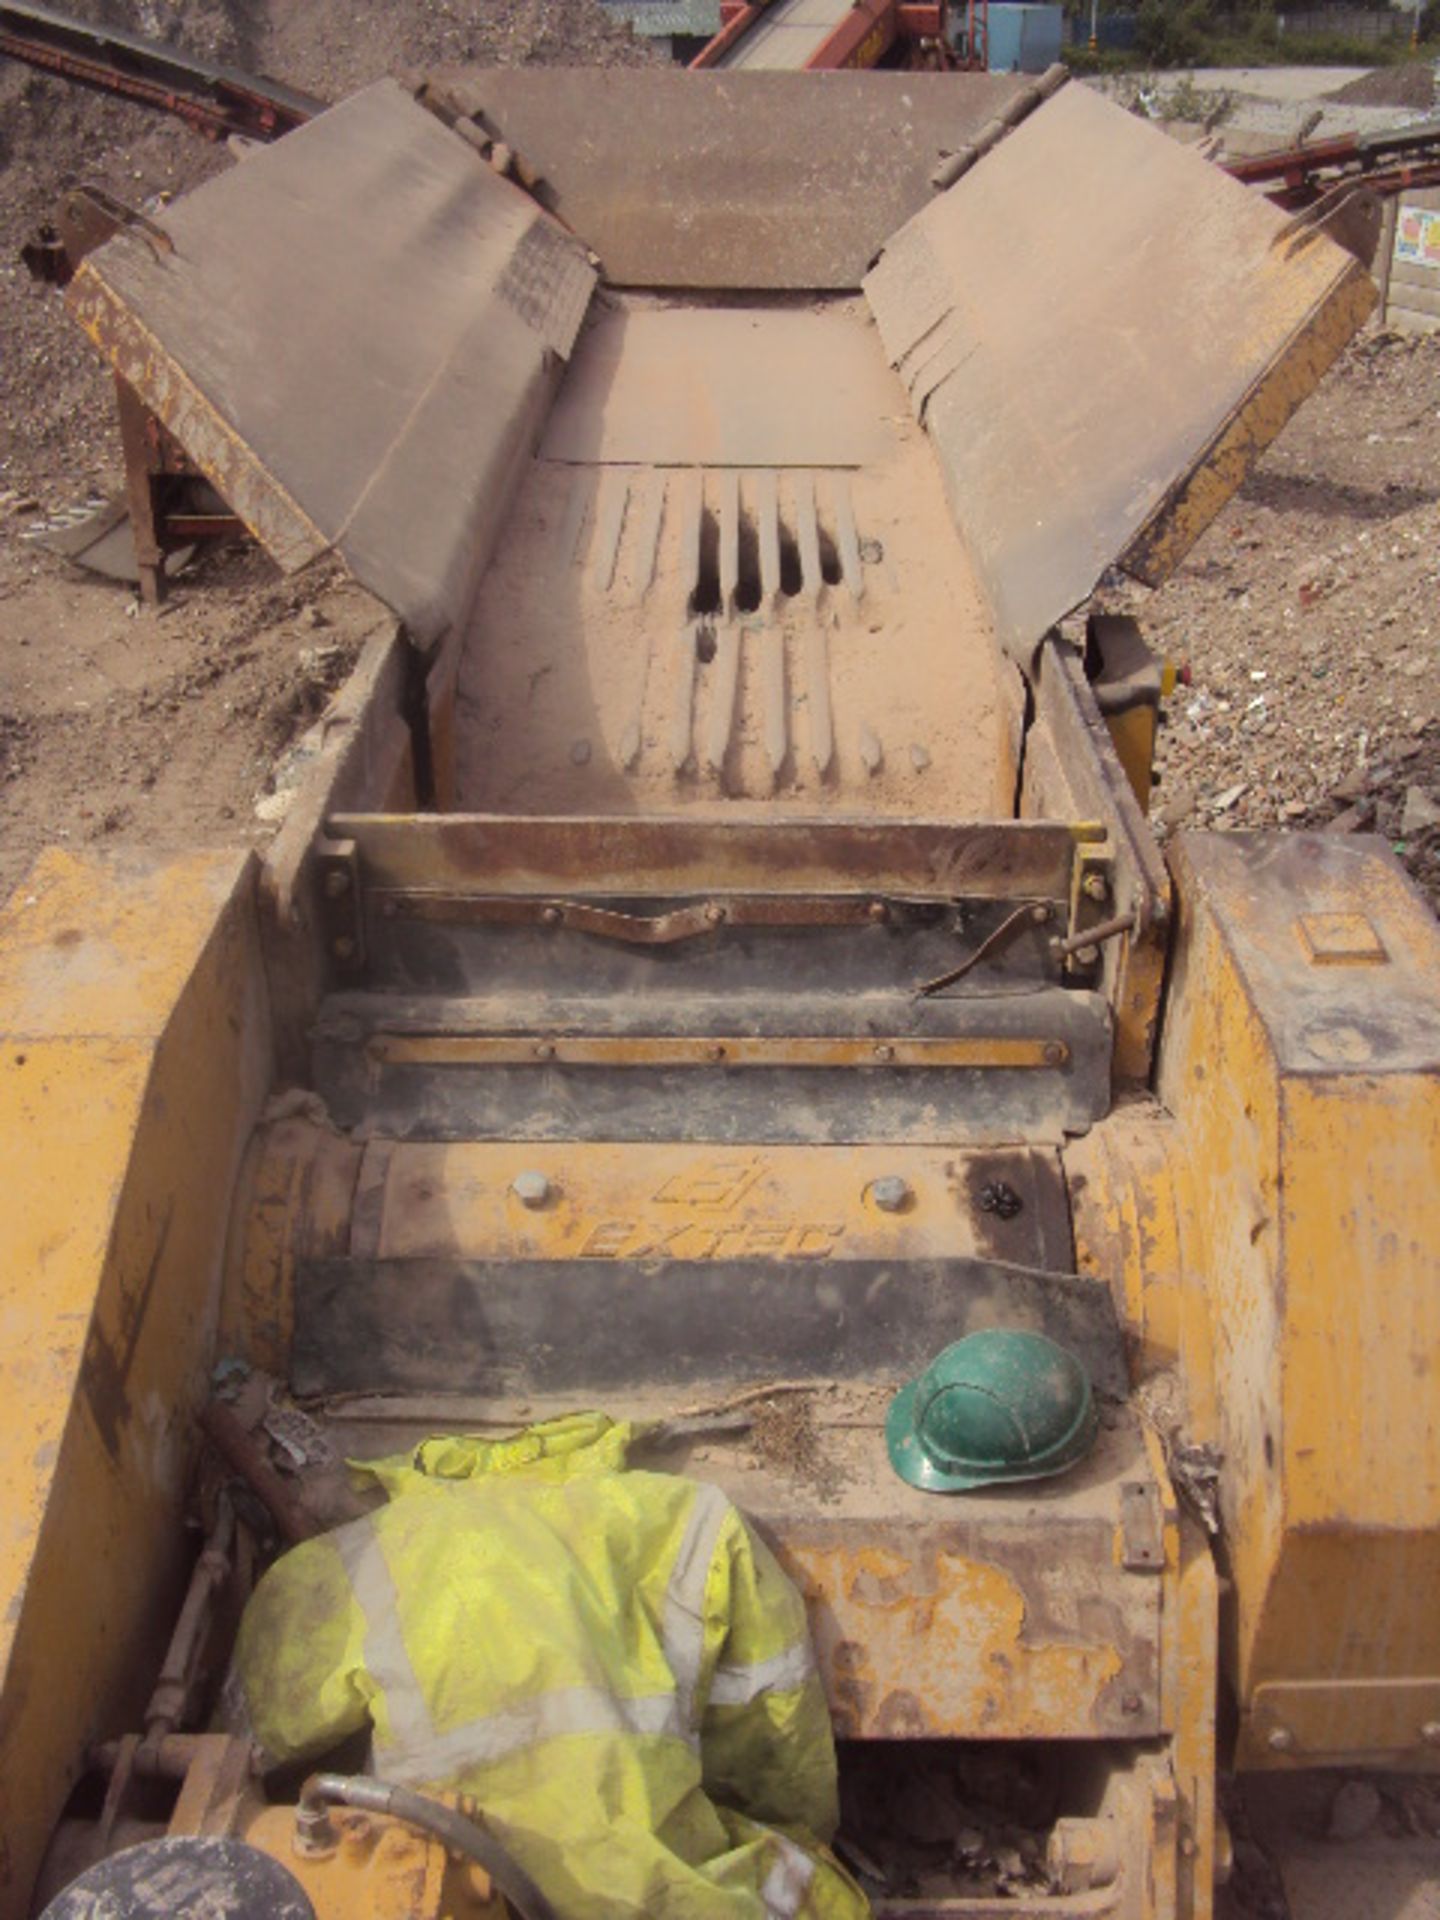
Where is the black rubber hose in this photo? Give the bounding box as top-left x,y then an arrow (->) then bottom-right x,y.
299,1774 -> 558,1920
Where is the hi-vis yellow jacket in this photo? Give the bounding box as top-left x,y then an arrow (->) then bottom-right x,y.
233,1415 -> 868,1919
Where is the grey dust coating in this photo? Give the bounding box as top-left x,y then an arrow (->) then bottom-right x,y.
68,71 -> 1364,668
291,1254 -> 1127,1400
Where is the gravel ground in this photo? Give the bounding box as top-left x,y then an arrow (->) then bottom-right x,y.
1327,58 -> 1440,109
1100,325 -> 1440,913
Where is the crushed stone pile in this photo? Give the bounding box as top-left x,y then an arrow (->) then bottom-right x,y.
1092,327 -> 1440,914
1325,60 -> 1438,111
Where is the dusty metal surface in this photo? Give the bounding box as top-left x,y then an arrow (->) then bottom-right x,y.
865,80 -> 1376,665
337,1140 -> 1075,1269
374,891 -> 1028,942
0,850 -> 271,1920
292,1254 -> 1127,1398
310,984 -> 1111,1143
221,1127 -> 1078,1375
325,815 -> 1082,899
17,490 -> 166,584
0,0 -> 322,141
542,304 -> 899,468
438,68 -> 1031,289
460,293 -> 1022,815
1157,829 -> 1440,1770
11,77 -> 1426,1912
779,1507 -> 1162,1743
364,1032 -> 1068,1069
336,905 -> 1061,1005
309,798 -> 1119,1147
60,70 -> 1370,694
1174,831 -> 1440,1075
68,80 -> 595,645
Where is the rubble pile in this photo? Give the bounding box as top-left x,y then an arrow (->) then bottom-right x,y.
0,0 -> 656,499
1099,327 -> 1440,912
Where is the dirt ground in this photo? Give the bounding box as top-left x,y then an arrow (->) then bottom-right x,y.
1221,1770 -> 1440,1920
0,2 -> 653,504
0,0 -> 657,900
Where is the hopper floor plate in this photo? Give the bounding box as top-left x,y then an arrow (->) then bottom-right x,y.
454,296 -> 1018,818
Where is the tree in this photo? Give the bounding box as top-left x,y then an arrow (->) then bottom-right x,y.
1136,0 -> 1211,62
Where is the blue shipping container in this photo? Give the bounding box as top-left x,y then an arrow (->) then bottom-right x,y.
986,2 -> 1064,71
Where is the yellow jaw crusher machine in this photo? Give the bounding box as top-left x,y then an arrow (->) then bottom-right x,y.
3,64 -> 1437,1920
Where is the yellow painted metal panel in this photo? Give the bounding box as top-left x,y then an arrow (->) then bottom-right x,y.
0,1035 -> 152,1626
0,850 -> 269,1918
1155,867 -> 1286,1699
786,1537 -> 1126,1739
1249,1668 -> 1440,1768
693,1409 -> 1164,1742
367,1032 -> 1063,1070
0,847 -> 258,1039
1278,1071 -> 1440,1530
1065,1105 -> 1218,1445
1241,1533 -> 1440,1766
1157,830 -> 1440,1760
1171,1525 -> 1218,1920
1123,267 -> 1376,585
365,1140 -> 1058,1265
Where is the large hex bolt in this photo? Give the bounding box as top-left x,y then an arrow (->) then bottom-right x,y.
1045,1817 -> 1119,1894
869,1176 -> 912,1214
511,1170 -> 552,1210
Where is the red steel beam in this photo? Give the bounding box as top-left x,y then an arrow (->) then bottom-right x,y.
896,4 -> 946,33
808,0 -> 900,70
692,0 -> 943,71
689,3 -> 765,67
0,2 -> 319,142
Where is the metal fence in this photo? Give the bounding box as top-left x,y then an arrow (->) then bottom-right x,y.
1066,4 -> 1406,46
1275,7 -> 1403,38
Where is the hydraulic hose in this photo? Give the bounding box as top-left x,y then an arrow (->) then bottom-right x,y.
297,1774 -> 558,1920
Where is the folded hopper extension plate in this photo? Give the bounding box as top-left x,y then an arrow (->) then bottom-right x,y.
66,72 -> 1373,659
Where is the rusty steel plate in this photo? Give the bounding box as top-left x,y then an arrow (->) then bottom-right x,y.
325,813 -> 1080,900
434,68 -> 1033,290
325,1388 -> 1165,1743
865,81 -> 1376,664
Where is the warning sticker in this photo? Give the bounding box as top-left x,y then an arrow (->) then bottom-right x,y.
1396,204 -> 1440,271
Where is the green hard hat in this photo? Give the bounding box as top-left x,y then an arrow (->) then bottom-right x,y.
886,1329 -> 1097,1493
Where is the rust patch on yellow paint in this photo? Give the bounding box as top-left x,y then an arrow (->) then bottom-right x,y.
788,1540 -> 1127,1739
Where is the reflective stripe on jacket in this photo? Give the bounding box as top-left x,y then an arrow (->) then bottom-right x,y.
233,1420 -> 867,1919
